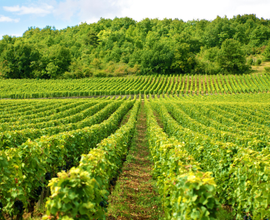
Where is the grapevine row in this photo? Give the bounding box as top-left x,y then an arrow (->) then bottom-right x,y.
43,99 -> 140,219
1,73 -> 270,98
0,98 -> 134,216
150,97 -> 270,218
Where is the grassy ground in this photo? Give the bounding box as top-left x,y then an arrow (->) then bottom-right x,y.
251,60 -> 270,73
106,102 -> 164,219
216,208 -> 235,220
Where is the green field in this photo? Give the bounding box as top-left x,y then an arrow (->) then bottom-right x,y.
0,73 -> 269,98
0,76 -> 270,219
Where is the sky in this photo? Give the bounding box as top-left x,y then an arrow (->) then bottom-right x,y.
1,0 -> 270,39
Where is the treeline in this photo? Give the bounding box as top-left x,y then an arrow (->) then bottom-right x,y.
1,14 -> 270,79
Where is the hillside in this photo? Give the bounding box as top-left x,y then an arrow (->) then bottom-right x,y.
1,14 -> 270,79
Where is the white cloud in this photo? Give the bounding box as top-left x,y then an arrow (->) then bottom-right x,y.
120,0 -> 270,22
53,0 -> 124,22
54,0 -> 79,20
2,0 -> 270,28
3,4 -> 53,16
52,0 -> 270,24
224,0 -> 270,19
78,0 -> 122,21
0,15 -> 19,22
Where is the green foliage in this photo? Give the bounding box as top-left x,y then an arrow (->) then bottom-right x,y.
83,30 -> 99,47
0,99 -> 134,215
43,100 -> 140,219
249,25 -> 270,47
0,43 -> 40,78
150,95 -> 270,219
201,47 -> 220,63
1,15 -> 270,78
247,58 -> 254,65
255,58 -> 262,66
140,41 -> 174,74
145,99 -> 219,219
263,41 -> 270,61
198,47 -> 221,74
217,39 -> 250,74
228,148 -> 270,218
91,58 -> 102,70
0,72 -> 269,99
171,43 -> 197,74
216,208 -> 234,220
203,16 -> 235,48
2,91 -> 270,218
264,66 -> 270,72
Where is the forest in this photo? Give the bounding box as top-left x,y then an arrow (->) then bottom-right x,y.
1,14 -> 270,79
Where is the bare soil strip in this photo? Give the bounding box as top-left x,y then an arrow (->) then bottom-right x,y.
107,102 -> 163,220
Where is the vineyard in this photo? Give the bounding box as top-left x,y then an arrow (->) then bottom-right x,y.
0,76 -> 270,219
147,94 -> 270,219
0,73 -> 270,98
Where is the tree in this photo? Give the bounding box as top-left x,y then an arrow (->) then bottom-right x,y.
217,39 -> 250,74
0,43 -> 40,78
203,16 -> 235,48
91,58 -> 101,70
46,62 -> 59,78
140,41 -> 174,75
250,26 -> 270,47
263,40 -> 270,61
170,43 -> 197,74
40,45 -> 71,78
84,31 -> 100,47
1,16 -> 269,79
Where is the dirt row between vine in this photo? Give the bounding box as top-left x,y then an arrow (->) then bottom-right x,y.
106,101 -> 164,220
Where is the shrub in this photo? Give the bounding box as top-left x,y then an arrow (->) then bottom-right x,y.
94,70 -> 107,77
255,59 -> 262,66
247,58 -> 254,65
262,41 -> 270,61
264,67 -> 270,72
127,64 -> 141,75
63,71 -> 76,79
83,67 -> 93,77
114,65 -> 127,76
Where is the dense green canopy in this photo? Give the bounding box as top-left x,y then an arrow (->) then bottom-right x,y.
0,14 -> 270,79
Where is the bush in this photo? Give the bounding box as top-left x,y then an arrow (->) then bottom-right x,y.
63,71 -> 76,79
127,64 -> 141,75
196,59 -> 220,75
114,65 -> 127,76
262,41 -> 270,61
104,62 -> 116,75
255,59 -> 262,66
247,58 -> 254,65
94,71 -> 107,77
264,67 -> 270,72
83,67 -> 93,77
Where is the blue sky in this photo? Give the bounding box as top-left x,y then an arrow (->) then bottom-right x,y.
1,0 -> 270,39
